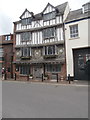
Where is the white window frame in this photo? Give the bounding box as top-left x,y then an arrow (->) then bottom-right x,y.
44,45 -> 57,55
70,24 -> 79,38
21,48 -> 31,57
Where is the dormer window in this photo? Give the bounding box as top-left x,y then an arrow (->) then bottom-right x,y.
82,2 -> 90,13
21,18 -> 32,26
43,11 -> 56,21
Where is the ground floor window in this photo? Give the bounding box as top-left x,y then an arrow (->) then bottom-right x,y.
20,65 -> 30,75
45,64 -> 61,72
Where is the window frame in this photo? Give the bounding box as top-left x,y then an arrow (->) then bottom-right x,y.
21,32 -> 31,42
69,24 -> 79,39
21,18 -> 32,26
20,65 -> 30,75
43,27 -> 56,39
5,36 -> 11,41
45,64 -> 61,72
44,45 -> 57,55
21,47 -> 31,57
43,11 -> 56,21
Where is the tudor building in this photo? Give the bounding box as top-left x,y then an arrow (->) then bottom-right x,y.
65,2 -> 90,80
13,2 -> 70,81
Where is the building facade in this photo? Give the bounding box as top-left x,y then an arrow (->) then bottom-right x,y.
0,34 -> 13,78
65,2 -> 90,80
13,2 -> 70,81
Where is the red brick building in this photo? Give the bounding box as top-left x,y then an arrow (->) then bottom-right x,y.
0,34 -> 13,78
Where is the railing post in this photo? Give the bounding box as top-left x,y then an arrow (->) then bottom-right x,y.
57,74 -> 58,83
14,73 -> 16,80
68,74 -> 71,84
42,74 -> 43,82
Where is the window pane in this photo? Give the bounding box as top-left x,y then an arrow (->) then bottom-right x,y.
43,27 -> 55,39
21,32 -> 31,41
43,12 -> 56,21
70,24 -> 78,38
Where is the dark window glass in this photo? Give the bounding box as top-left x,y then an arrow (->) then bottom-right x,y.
20,65 -> 30,75
0,57 -> 4,61
43,11 -> 56,21
45,45 -> 56,55
21,48 -> 31,57
8,67 -> 10,72
21,18 -> 32,25
46,64 -> 61,72
43,27 -> 55,39
21,32 -> 31,41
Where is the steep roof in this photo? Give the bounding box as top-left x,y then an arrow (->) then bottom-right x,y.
14,2 -> 68,23
65,8 -> 90,23
56,2 -> 68,14
34,2 -> 68,20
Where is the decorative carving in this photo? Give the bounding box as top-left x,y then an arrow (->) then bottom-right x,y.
34,49 -> 41,58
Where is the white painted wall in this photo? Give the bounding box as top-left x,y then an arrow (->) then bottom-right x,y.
21,11 -> 31,19
16,26 -> 64,45
16,34 -> 21,45
65,19 -> 89,77
43,4 -> 55,14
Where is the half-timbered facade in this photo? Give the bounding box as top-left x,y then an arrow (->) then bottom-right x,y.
13,2 -> 70,81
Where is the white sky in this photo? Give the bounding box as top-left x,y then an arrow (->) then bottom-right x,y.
0,0 -> 89,35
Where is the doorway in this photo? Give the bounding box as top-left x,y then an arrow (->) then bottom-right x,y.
73,48 -> 90,80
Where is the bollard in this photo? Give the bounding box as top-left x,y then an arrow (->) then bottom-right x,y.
68,74 -> 71,84
57,74 -> 58,83
4,73 -> 7,80
14,73 -> 16,80
42,74 -> 43,82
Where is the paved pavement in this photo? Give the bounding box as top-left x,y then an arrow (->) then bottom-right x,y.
2,80 -> 88,118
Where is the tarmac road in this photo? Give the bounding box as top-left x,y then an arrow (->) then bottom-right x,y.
2,81 -> 88,118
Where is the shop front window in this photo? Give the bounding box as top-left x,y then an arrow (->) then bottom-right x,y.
46,64 -> 61,72
20,65 -> 30,75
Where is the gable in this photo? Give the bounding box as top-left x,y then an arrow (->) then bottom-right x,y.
20,9 -> 32,19
43,3 -> 56,14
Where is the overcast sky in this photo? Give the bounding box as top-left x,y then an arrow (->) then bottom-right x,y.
0,0 -> 89,35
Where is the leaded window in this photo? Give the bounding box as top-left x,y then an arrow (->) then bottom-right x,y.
70,24 -> 79,38
21,48 -> 31,57
46,64 -> 61,72
43,11 -> 56,21
43,27 -> 55,39
21,32 -> 31,41
21,18 -> 32,25
44,45 -> 56,55
20,65 -> 30,75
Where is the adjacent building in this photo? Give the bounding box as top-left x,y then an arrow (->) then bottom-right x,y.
65,2 -> 90,80
13,2 -> 70,81
0,34 -> 13,78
